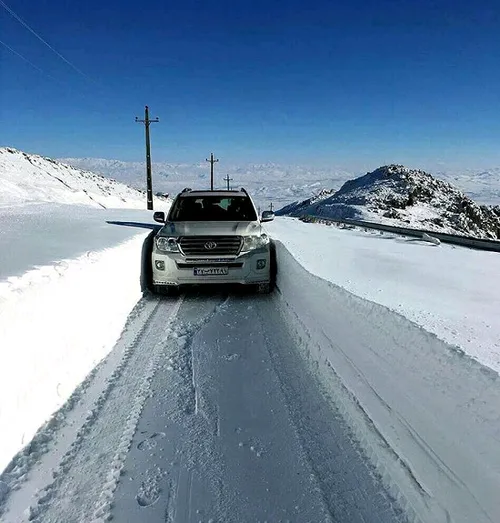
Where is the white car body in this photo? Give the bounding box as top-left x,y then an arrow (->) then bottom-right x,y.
151,189 -> 274,293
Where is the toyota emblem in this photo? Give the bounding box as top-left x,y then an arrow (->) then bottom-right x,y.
204,241 -> 217,250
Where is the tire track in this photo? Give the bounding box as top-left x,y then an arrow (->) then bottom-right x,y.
1,297 -> 156,520
25,297 -> 181,523
108,294 -> 230,523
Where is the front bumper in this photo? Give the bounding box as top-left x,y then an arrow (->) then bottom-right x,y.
152,246 -> 271,286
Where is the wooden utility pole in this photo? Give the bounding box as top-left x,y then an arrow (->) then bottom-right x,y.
270,202 -> 274,212
224,174 -> 233,190
135,105 -> 159,210
206,152 -> 219,191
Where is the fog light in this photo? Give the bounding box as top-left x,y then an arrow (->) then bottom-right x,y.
256,259 -> 266,270
155,260 -> 165,271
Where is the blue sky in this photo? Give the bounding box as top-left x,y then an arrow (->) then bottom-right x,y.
1,0 -> 500,171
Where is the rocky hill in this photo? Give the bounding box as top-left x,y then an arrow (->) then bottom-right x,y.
278,188 -> 336,216
278,164 -> 500,239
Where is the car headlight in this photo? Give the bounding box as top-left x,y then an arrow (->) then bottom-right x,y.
242,234 -> 270,251
156,236 -> 179,252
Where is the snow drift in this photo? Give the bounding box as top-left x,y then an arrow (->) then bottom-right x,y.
0,234 -> 149,475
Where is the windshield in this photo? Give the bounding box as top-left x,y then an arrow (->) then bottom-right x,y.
169,195 -> 257,222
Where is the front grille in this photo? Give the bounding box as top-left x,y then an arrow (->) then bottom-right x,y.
179,236 -> 242,256
176,262 -> 243,269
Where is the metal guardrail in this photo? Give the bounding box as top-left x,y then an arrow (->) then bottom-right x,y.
300,215 -> 500,253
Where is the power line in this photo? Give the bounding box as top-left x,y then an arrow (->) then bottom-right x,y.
0,0 -> 92,82
0,38 -> 58,81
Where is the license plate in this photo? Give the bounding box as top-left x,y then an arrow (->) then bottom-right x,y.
193,267 -> 229,276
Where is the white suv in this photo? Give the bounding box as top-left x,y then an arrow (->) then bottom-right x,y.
151,188 -> 274,294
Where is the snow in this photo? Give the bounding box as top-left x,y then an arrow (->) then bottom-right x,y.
4,244 -> 499,522
0,233 -> 150,475
61,157 -> 500,212
273,243 -> 500,523
266,217 -> 500,374
0,148 -> 171,479
0,204 -> 161,279
421,232 -> 441,245
0,148 -> 156,209
280,164 -> 500,239
12,293 -> 404,523
59,156 -> 350,210
437,167 -> 500,206
1,147 -> 500,522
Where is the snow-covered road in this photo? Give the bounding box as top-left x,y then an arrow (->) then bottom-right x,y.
110,293 -> 404,523
2,226 -> 499,523
2,291 -> 406,523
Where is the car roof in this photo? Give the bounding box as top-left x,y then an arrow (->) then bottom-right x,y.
178,190 -> 248,198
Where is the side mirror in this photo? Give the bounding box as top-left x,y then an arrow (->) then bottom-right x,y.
261,211 -> 275,222
153,211 -> 166,223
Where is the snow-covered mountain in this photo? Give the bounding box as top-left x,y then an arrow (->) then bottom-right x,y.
59,157 -> 500,211
278,188 -> 336,216
436,168 -> 500,206
0,148 -> 168,209
58,157 -> 350,209
279,164 -> 500,239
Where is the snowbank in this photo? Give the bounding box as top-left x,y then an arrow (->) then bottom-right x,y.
0,234 -> 148,474
266,217 -> 500,374
274,241 -> 500,523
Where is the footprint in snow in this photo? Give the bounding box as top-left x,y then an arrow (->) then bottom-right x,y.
137,432 -> 166,451
136,467 -> 166,507
238,439 -> 264,457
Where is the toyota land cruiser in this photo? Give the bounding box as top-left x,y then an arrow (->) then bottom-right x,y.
151,188 -> 274,294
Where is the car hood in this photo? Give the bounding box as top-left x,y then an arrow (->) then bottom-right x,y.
158,221 -> 262,237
